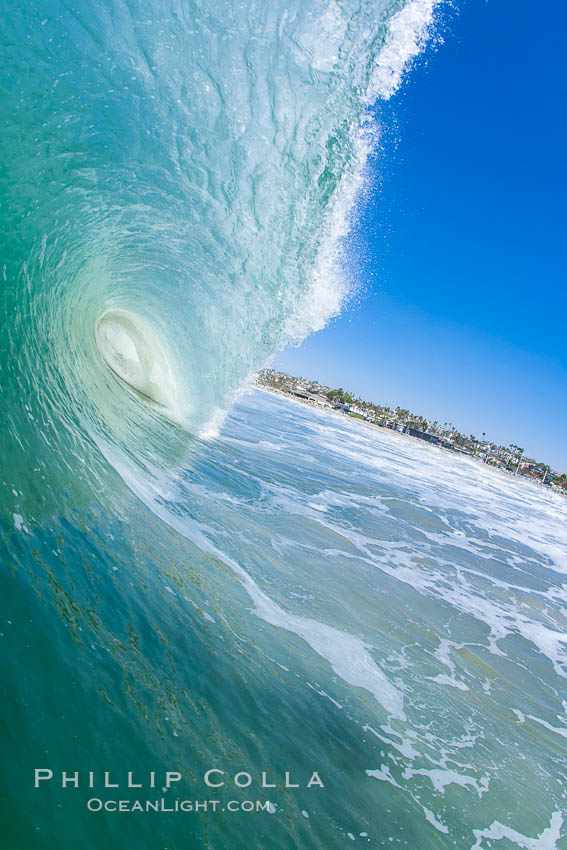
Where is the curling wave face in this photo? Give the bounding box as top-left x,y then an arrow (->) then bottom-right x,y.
0,0 -> 434,477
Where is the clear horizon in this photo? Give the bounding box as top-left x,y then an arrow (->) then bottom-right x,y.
275,0 -> 566,471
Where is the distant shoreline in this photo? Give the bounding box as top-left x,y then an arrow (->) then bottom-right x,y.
255,384 -> 565,497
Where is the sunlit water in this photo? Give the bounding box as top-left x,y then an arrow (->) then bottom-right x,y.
3,389 -> 567,849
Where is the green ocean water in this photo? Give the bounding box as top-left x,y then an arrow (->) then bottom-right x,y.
2,0 -> 567,847
3,390 -> 567,848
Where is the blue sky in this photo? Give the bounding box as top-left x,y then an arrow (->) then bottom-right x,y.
275,0 -> 567,470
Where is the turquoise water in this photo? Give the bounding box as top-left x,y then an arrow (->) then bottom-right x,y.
2,0 -> 567,847
3,389 -> 567,848
0,0 -> 430,443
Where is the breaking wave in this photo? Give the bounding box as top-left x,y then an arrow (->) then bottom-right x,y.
0,0 -> 436,473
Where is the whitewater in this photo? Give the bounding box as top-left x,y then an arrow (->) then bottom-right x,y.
2,0 -> 566,848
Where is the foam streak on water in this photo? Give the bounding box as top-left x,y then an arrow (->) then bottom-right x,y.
93,389 -> 567,847
3,384 -> 567,848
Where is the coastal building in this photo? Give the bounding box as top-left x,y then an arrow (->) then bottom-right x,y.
255,369 -> 566,494
406,428 -> 440,445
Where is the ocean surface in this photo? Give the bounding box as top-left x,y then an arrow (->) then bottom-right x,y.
2,0 -> 567,847
3,388 -> 567,848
